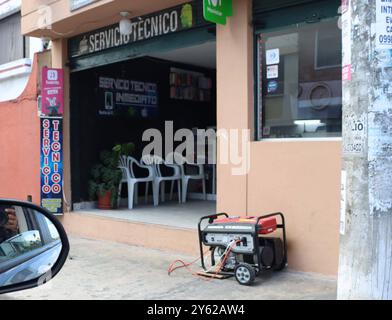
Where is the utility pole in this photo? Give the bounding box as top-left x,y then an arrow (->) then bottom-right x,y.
338,0 -> 392,299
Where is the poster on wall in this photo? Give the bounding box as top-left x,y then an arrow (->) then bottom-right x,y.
98,76 -> 158,117
376,0 -> 392,49
40,118 -> 63,215
41,67 -> 64,117
341,0 -> 352,81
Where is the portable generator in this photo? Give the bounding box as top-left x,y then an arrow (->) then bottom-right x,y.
198,212 -> 287,286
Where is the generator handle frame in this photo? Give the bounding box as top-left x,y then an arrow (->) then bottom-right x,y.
256,212 -> 288,270
198,212 -> 288,272
198,213 -> 229,270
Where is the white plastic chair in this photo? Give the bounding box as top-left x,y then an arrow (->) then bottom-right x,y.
118,156 -> 156,209
169,152 -> 207,203
141,155 -> 182,206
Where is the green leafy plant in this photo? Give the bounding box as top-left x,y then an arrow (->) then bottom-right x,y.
88,151 -> 122,208
88,143 -> 135,208
112,142 -> 135,159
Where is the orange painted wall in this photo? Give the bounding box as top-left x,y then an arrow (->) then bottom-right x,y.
216,0 -> 342,275
0,54 -> 41,204
216,0 -> 253,214
247,141 -> 342,275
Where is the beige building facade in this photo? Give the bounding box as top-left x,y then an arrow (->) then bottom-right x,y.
21,0 -> 342,275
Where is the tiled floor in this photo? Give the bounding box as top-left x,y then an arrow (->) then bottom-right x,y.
74,200 -> 217,229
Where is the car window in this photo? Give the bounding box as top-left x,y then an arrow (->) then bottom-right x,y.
0,206 -> 58,263
34,212 -> 60,244
47,219 -> 60,242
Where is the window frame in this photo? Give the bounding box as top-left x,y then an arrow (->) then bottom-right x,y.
253,0 -> 342,141
0,11 -> 27,66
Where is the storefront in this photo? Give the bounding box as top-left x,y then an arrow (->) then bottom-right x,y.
19,0 -> 342,276
67,2 -> 217,208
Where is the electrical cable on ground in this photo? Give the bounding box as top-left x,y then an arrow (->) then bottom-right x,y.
168,239 -> 241,281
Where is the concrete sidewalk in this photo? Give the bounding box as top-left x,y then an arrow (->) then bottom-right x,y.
1,237 -> 337,300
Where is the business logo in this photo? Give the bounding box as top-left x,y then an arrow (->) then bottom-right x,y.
41,67 -> 64,117
267,81 -> 279,93
203,0 -> 233,25
47,69 -> 58,81
180,4 -> 193,28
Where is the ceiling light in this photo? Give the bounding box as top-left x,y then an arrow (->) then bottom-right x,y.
294,120 -> 321,126
119,12 -> 132,35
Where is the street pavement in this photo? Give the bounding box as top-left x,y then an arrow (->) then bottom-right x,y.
1,237 -> 337,300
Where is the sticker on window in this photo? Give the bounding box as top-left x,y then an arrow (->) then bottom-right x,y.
267,65 -> 279,79
266,49 -> 280,65
267,80 -> 279,93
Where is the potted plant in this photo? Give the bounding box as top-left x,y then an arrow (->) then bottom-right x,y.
88,150 -> 122,209
88,143 -> 135,209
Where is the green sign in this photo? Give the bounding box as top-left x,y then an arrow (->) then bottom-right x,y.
203,0 -> 233,25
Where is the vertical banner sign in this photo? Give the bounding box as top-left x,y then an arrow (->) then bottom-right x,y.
41,118 -> 63,214
41,66 -> 64,214
203,0 -> 233,25
41,67 -> 64,117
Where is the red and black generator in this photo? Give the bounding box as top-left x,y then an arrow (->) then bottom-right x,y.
198,212 -> 287,285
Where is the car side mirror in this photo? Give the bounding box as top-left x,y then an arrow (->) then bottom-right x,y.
0,200 -> 69,295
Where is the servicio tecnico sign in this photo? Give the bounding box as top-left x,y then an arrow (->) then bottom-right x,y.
40,118 -> 63,215
69,2 -> 204,58
98,76 -> 158,117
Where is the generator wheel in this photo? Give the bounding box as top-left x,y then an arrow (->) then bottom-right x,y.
273,259 -> 288,272
234,263 -> 256,286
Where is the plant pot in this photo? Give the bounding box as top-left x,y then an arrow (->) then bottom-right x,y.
97,191 -> 113,209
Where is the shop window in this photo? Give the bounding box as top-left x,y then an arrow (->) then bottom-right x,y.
256,19 -> 342,139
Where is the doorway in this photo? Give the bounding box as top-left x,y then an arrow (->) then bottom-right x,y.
70,37 -> 217,228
